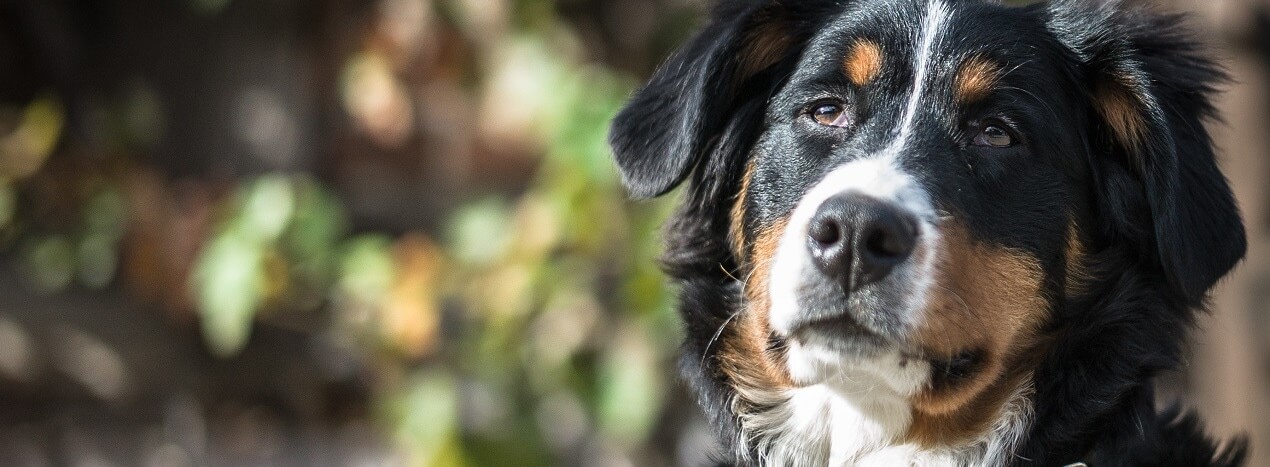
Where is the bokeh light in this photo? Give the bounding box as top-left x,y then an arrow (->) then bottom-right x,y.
0,0 -> 1266,465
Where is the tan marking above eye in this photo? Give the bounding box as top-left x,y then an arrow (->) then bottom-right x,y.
954,55 -> 1002,104
844,39 -> 884,86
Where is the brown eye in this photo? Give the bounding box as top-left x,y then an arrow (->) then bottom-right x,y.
811,103 -> 851,127
974,125 -> 1014,147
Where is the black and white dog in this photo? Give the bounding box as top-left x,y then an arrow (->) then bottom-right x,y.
609,0 -> 1249,464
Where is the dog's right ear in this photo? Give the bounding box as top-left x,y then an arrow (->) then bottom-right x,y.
1049,0 -> 1246,303
609,1 -> 834,199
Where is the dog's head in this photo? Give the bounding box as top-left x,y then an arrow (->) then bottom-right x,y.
611,0 -> 1244,457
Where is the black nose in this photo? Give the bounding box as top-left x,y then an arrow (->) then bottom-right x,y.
806,193 -> 918,292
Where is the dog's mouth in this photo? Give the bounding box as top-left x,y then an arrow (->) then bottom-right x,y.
781,307 -> 897,356
788,312 -> 883,345
776,311 -> 986,387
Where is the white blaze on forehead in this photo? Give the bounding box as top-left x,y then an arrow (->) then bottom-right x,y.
895,0 -> 952,148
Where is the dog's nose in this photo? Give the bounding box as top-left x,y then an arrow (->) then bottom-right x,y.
807,193 -> 918,291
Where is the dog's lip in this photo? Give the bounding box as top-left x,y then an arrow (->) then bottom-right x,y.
788,313 -> 876,340
785,312 -> 896,353
784,313 -> 972,366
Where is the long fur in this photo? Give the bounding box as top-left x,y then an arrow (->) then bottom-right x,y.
611,0 -> 1249,465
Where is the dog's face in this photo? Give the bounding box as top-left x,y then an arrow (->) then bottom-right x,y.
741,0 -> 1076,418
611,0 -> 1245,458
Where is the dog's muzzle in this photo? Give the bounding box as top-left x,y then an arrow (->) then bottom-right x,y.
767,156 -> 937,383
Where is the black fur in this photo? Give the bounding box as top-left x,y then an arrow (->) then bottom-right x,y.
610,0 -> 1249,465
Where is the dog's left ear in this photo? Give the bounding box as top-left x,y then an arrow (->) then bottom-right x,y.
609,1 -> 840,199
1052,1 -> 1246,302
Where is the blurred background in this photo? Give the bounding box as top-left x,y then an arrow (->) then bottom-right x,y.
0,0 -> 1264,465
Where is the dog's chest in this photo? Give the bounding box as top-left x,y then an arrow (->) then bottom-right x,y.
744,386 -> 963,466
743,384 -> 1029,466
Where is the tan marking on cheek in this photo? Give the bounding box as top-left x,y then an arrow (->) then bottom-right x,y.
954,55 -> 1001,104
905,222 -> 1050,445
743,217 -> 785,323
719,217 -> 793,396
843,40 -> 884,86
907,370 -> 1034,447
730,162 -> 757,258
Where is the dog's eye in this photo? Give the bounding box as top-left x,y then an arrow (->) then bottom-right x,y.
811,103 -> 851,128
973,125 -> 1014,148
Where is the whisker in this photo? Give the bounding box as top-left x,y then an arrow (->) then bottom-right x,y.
720,263 -> 741,282
1000,84 -> 1061,122
702,308 -> 745,367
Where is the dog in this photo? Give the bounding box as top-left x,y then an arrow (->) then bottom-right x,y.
608,0 -> 1250,465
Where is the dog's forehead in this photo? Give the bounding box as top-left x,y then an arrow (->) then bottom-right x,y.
799,0 -> 1048,79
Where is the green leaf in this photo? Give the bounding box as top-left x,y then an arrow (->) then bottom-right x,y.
286,178 -> 348,283
0,180 -> 14,229
446,197 -> 513,267
0,92 -> 64,179
596,323 -> 664,447
192,231 -> 265,357
77,234 -> 118,289
382,370 -> 463,466
84,188 -> 127,241
21,235 -> 76,294
337,235 -> 396,306
235,175 -> 296,242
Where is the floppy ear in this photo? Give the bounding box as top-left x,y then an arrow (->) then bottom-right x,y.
608,1 -> 836,199
1054,2 -> 1246,302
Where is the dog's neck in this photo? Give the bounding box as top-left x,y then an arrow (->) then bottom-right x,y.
733,378 -> 1034,466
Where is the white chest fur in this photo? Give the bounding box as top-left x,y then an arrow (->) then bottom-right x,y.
734,382 -> 1033,466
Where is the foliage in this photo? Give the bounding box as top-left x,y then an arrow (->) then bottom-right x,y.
0,0 -> 694,464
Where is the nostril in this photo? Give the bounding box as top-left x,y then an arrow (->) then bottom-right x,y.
809,217 -> 841,246
863,218 -> 916,259
807,201 -> 853,284
865,229 -> 900,258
